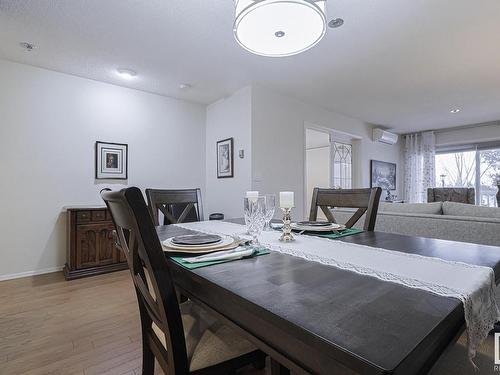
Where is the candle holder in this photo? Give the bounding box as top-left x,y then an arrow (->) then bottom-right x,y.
279,207 -> 295,242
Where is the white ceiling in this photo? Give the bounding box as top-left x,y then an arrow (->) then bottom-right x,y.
1,0 -> 500,133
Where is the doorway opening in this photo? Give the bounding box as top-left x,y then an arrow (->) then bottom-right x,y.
305,128 -> 331,217
304,126 -> 356,218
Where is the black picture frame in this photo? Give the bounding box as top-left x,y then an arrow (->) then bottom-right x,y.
95,141 -> 128,180
216,137 -> 234,178
370,160 -> 396,190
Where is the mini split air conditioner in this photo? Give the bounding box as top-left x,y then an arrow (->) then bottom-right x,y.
373,128 -> 398,145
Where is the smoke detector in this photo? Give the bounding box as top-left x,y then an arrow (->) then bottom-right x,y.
19,42 -> 37,52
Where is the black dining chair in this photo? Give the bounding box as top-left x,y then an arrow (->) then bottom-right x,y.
145,188 -> 203,226
101,187 -> 265,375
309,187 -> 382,231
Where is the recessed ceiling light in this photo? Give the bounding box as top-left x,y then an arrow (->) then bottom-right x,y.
179,83 -> 192,90
116,68 -> 137,80
19,42 -> 36,52
233,0 -> 327,57
450,109 -> 461,114
328,18 -> 344,28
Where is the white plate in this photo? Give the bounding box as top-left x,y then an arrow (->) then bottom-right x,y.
162,236 -> 237,253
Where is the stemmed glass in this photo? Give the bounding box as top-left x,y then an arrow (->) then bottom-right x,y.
244,196 -> 266,244
263,194 -> 276,231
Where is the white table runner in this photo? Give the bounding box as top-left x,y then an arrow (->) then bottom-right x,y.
173,220 -> 500,363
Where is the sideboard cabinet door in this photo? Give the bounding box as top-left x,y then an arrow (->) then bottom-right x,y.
99,224 -> 117,265
76,224 -> 104,269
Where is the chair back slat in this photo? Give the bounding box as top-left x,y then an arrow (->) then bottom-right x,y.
146,188 -> 204,226
315,189 -> 373,208
101,187 -> 189,375
132,273 -> 163,325
344,208 -> 367,228
320,205 -> 336,223
309,188 -> 382,231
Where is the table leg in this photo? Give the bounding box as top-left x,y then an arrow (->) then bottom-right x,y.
271,358 -> 291,375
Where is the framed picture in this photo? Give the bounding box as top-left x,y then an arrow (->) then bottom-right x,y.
371,160 -> 396,190
95,141 -> 128,179
216,137 -> 234,178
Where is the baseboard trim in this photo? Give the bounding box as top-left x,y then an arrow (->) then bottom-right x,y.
0,266 -> 64,282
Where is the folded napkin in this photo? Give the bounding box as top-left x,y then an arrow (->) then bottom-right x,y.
315,227 -> 363,239
183,247 -> 256,263
170,247 -> 270,270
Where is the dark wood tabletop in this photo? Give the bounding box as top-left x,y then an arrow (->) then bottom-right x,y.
157,224 -> 500,375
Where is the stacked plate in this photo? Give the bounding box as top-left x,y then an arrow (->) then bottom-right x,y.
290,221 -> 346,233
162,234 -> 238,254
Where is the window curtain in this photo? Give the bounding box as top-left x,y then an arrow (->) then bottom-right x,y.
403,131 -> 436,203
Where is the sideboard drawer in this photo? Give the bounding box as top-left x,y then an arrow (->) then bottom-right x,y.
76,211 -> 91,223
92,210 -> 106,221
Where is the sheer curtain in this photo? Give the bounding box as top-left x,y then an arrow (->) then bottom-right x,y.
403,132 -> 436,203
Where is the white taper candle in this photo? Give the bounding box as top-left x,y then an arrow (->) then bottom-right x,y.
279,192 -> 294,208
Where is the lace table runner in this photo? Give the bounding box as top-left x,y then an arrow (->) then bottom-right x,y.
173,220 -> 500,363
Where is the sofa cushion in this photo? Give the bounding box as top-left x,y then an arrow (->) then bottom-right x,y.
379,202 -> 443,215
442,201 -> 500,219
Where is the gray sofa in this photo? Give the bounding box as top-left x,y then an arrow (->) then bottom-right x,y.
333,201 -> 500,247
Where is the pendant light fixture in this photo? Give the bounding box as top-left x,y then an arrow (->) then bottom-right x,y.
233,0 -> 327,57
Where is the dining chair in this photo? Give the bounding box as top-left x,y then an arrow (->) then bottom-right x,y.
101,187 -> 265,375
309,187 -> 383,231
145,188 -> 204,226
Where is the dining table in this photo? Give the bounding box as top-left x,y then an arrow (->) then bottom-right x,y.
157,220 -> 500,375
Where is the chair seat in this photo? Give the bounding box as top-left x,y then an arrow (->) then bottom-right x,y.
152,300 -> 256,372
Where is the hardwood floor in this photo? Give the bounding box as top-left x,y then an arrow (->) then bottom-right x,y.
0,271 -> 264,375
0,270 -> 496,375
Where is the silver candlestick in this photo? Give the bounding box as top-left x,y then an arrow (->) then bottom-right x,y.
279,207 -> 294,242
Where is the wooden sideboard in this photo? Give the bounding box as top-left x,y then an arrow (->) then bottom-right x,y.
64,206 -> 128,280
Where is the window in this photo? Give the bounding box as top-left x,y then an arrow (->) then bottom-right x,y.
435,145 -> 500,207
331,141 -> 352,189
435,150 -> 476,188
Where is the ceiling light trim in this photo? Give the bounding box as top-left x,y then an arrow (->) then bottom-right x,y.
233,0 -> 327,58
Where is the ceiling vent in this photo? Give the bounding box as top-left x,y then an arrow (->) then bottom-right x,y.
373,128 -> 398,145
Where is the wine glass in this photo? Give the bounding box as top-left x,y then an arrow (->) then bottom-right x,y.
263,194 -> 276,231
244,196 -> 266,244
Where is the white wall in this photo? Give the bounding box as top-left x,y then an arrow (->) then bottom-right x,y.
0,59 -> 206,280
251,86 -> 402,219
205,86 -> 252,218
435,122 -> 500,146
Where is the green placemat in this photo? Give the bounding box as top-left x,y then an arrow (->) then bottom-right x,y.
305,227 -> 364,239
170,248 -> 270,270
